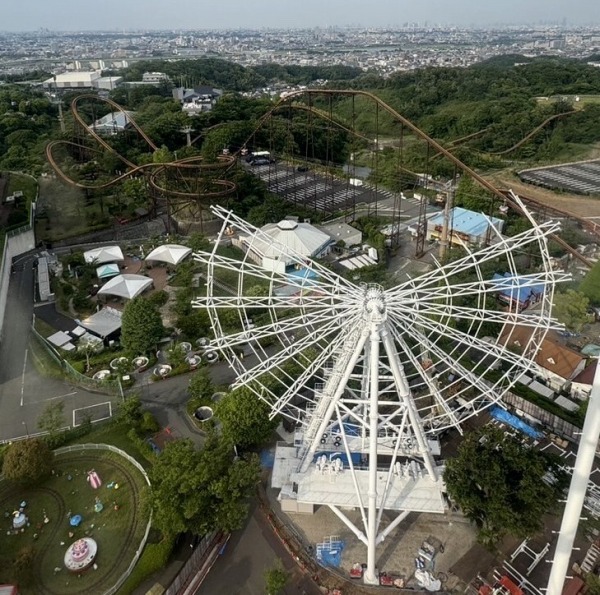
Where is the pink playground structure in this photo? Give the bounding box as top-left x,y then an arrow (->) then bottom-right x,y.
86,470 -> 102,490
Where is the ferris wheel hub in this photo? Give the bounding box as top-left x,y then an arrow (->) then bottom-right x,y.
362,285 -> 386,323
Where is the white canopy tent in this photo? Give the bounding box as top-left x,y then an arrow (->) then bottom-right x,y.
78,307 -> 123,339
145,244 -> 192,266
98,274 -> 153,300
84,246 -> 124,265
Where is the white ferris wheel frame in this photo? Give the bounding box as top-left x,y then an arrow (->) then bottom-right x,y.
192,194 -> 576,585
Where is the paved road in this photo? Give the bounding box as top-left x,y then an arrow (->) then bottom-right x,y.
197,502 -> 321,595
0,253 -> 119,442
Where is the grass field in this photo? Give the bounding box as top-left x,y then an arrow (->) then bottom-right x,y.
0,449 -> 149,594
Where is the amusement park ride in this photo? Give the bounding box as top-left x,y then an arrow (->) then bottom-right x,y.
48,89 -> 600,593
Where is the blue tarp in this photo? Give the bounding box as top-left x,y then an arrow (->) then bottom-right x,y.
260,450 -> 275,468
489,405 -> 543,439
317,539 -> 345,567
491,272 -> 544,305
287,267 -> 318,281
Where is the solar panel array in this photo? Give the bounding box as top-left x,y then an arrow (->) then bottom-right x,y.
518,160 -> 600,195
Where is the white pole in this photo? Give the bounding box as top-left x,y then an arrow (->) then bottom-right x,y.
365,324 -> 381,584
547,360 -> 600,595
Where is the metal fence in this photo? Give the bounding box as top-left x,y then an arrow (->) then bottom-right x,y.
163,531 -> 220,595
54,443 -> 152,595
30,318 -> 119,396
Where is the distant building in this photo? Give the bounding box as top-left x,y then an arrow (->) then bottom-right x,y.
173,86 -> 222,115
90,111 -> 134,135
142,71 -> 170,84
43,71 -> 122,91
43,71 -> 101,89
94,76 -> 123,91
426,207 -> 504,247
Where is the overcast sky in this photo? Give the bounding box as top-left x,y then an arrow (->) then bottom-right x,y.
3,0 -> 600,32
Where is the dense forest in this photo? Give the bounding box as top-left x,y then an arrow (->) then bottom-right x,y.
3,55 -> 600,186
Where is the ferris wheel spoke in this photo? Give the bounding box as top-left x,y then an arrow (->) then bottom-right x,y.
389,312 -> 522,407
394,221 -> 560,294
208,205 -> 359,291
386,323 -> 462,429
267,331 -> 353,418
229,313 -> 357,389
388,271 -> 564,305
194,294 -> 353,310
403,301 -> 551,328
208,305 -> 352,350
388,309 -> 546,379
197,249 -> 354,298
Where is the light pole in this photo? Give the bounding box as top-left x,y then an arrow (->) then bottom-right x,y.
22,421 -> 29,438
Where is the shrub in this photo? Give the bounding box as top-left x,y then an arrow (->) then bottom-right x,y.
140,411 -> 159,434
147,290 -> 169,308
2,439 -> 52,486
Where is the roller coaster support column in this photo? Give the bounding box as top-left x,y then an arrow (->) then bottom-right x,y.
547,359 -> 600,594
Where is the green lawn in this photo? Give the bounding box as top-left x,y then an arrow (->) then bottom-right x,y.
0,449 -> 149,594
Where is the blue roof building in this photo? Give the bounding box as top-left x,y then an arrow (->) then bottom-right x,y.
426,207 -> 504,246
491,272 -> 545,310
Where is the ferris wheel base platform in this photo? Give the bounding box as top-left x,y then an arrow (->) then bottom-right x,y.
272,444 -> 446,514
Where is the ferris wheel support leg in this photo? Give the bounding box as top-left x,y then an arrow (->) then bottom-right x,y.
381,328 -> 438,481
547,361 -> 600,595
365,326 -> 382,585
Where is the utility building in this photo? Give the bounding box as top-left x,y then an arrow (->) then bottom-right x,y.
426,207 -> 504,247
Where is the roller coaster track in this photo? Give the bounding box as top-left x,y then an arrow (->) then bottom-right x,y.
261,90 -> 593,266
488,109 -> 577,156
46,94 -> 237,202
47,91 -> 593,266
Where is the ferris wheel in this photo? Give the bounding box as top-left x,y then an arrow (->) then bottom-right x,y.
192,194 -> 564,584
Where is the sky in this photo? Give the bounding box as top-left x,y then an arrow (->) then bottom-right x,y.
2,0 -> 600,32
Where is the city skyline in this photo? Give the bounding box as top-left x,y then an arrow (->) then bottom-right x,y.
2,0 -> 600,32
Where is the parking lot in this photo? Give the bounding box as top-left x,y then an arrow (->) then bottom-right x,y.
518,159 -> 600,195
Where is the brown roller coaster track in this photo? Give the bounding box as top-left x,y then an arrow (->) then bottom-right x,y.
45,95 -> 237,200
46,91 -> 596,266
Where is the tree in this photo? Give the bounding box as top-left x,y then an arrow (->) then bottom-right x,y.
216,386 -> 278,450
444,425 -> 567,547
187,232 -> 211,253
118,394 -> 144,427
554,289 -> 590,333
580,260 -> 600,305
121,297 -> 164,355
264,561 -> 289,595
188,367 -> 214,405
148,436 -> 260,536
37,400 -> 65,439
2,438 -> 52,486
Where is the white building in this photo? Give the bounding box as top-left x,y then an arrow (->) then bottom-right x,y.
318,221 -> 362,247
43,71 -> 101,89
142,72 -> 170,84
236,220 -> 333,274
